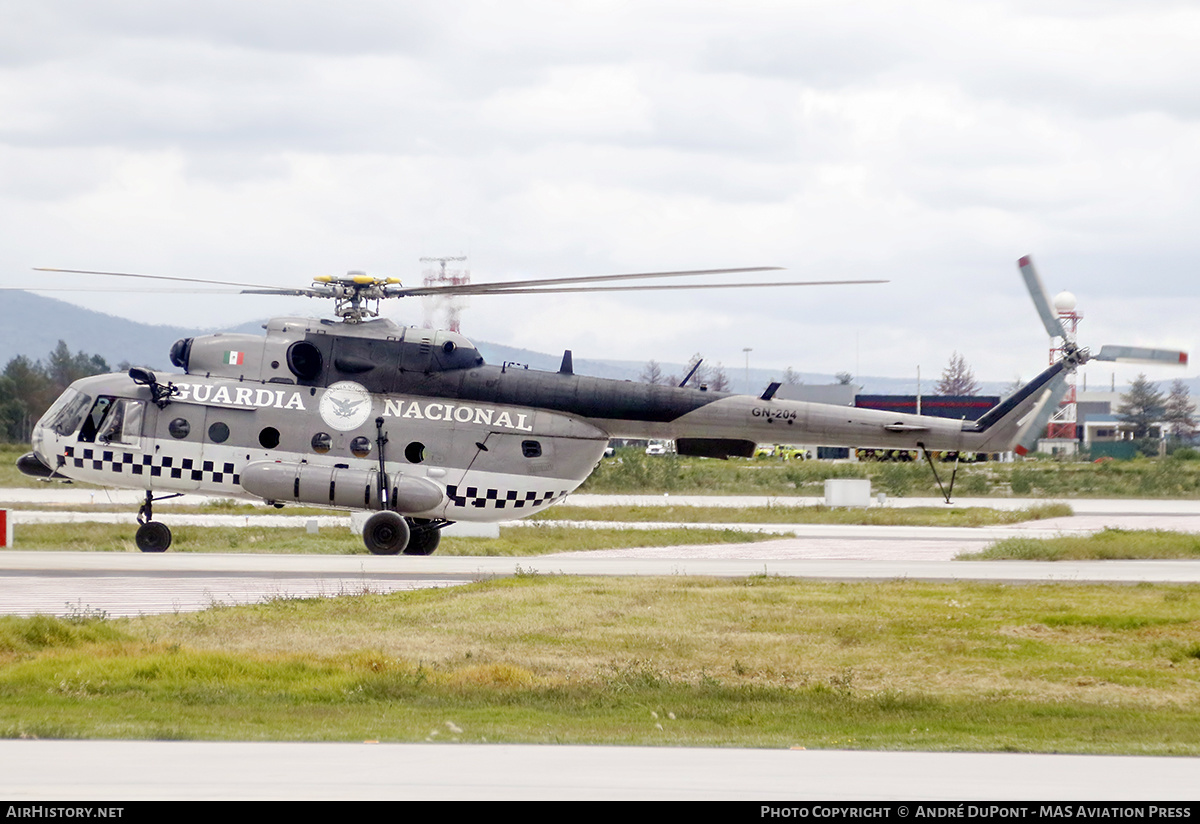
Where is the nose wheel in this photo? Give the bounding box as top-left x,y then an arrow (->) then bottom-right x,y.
135,491 -> 179,553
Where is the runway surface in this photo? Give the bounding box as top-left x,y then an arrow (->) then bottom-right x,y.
2,740 -> 1198,800
4,490 -> 1200,616
4,551 -> 1200,618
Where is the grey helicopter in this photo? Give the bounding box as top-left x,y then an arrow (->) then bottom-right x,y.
13,257 -> 1186,555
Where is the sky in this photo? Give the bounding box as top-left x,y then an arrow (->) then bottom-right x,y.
2,0 -> 1199,390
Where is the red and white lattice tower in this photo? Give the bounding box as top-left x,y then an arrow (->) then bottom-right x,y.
1046,291 -> 1081,440
419,256 -> 469,332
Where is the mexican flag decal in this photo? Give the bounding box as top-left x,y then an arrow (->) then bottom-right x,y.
223,351 -> 245,365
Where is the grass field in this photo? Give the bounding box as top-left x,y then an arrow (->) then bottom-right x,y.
534,502 -> 1073,528
959,529 -> 1200,561
7,501 -> 1072,555
581,449 -> 1200,499
2,577 -> 1198,752
8,522 -> 776,555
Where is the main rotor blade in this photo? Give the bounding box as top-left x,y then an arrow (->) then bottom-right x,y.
0,286 -> 253,294
33,267 -> 291,292
1093,345 -> 1189,366
1013,372 -> 1071,456
393,266 -> 785,297
1017,255 -> 1068,340
399,278 -> 888,297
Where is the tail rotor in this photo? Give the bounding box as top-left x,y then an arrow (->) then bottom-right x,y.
1014,255 -> 1188,453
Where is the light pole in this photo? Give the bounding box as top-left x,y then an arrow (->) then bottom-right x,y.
743,347 -> 753,394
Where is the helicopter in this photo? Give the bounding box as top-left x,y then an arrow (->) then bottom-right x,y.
13,257 -> 1187,555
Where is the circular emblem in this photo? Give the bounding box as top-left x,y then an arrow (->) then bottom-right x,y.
319,381 -> 373,431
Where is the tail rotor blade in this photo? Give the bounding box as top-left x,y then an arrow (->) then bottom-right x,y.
1018,255 -> 1068,340
1012,372 -> 1071,457
1093,345 -> 1189,366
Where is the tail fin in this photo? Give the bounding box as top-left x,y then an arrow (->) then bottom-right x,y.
962,359 -> 1069,452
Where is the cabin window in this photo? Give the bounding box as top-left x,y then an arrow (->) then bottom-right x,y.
259,427 -> 281,449
405,441 -> 425,463
208,422 -> 230,444
99,400 -> 143,448
168,418 -> 191,439
311,432 -> 332,454
77,397 -> 113,442
350,436 -> 371,458
522,440 -> 542,458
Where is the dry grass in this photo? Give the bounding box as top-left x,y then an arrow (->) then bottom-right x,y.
131,577 -> 1200,708
534,503 -> 1073,527
5,577 -> 1199,750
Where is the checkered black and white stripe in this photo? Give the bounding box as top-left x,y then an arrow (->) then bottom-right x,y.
446,484 -> 567,510
63,446 -> 241,485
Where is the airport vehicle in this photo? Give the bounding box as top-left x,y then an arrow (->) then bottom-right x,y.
14,258 -> 1185,554
754,444 -> 808,460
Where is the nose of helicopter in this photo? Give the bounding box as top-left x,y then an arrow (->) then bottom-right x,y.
16,419 -> 56,479
16,449 -> 55,478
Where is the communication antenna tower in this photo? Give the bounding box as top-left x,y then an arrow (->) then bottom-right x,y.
1046,291 -> 1081,440
419,256 -> 470,332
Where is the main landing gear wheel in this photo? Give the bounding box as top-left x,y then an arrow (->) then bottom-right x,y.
135,521 -> 172,553
402,524 -> 441,556
363,511 -> 410,555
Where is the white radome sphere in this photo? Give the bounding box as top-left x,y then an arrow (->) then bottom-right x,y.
1053,291 -> 1077,313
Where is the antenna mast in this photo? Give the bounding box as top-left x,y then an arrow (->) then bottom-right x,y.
1046,292 -> 1081,441
419,256 -> 470,332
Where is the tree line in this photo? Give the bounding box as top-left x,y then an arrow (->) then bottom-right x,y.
640,354 -> 731,391
0,342 -> 113,442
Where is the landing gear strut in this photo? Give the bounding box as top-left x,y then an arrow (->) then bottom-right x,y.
135,491 -> 181,552
918,443 -> 962,504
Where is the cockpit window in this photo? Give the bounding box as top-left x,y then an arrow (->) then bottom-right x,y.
40,389 -> 92,437
79,397 -> 145,447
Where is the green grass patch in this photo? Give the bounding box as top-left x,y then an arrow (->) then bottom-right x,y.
9,522 -> 772,555
581,448 -> 1200,498
2,578 -> 1198,752
439,524 -> 773,555
534,503 -> 1073,528
959,529 -> 1200,561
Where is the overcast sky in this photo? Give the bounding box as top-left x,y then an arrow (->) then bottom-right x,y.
2,0 -> 1198,389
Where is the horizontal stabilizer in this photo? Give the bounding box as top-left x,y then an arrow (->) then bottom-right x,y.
883,422 -> 930,432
